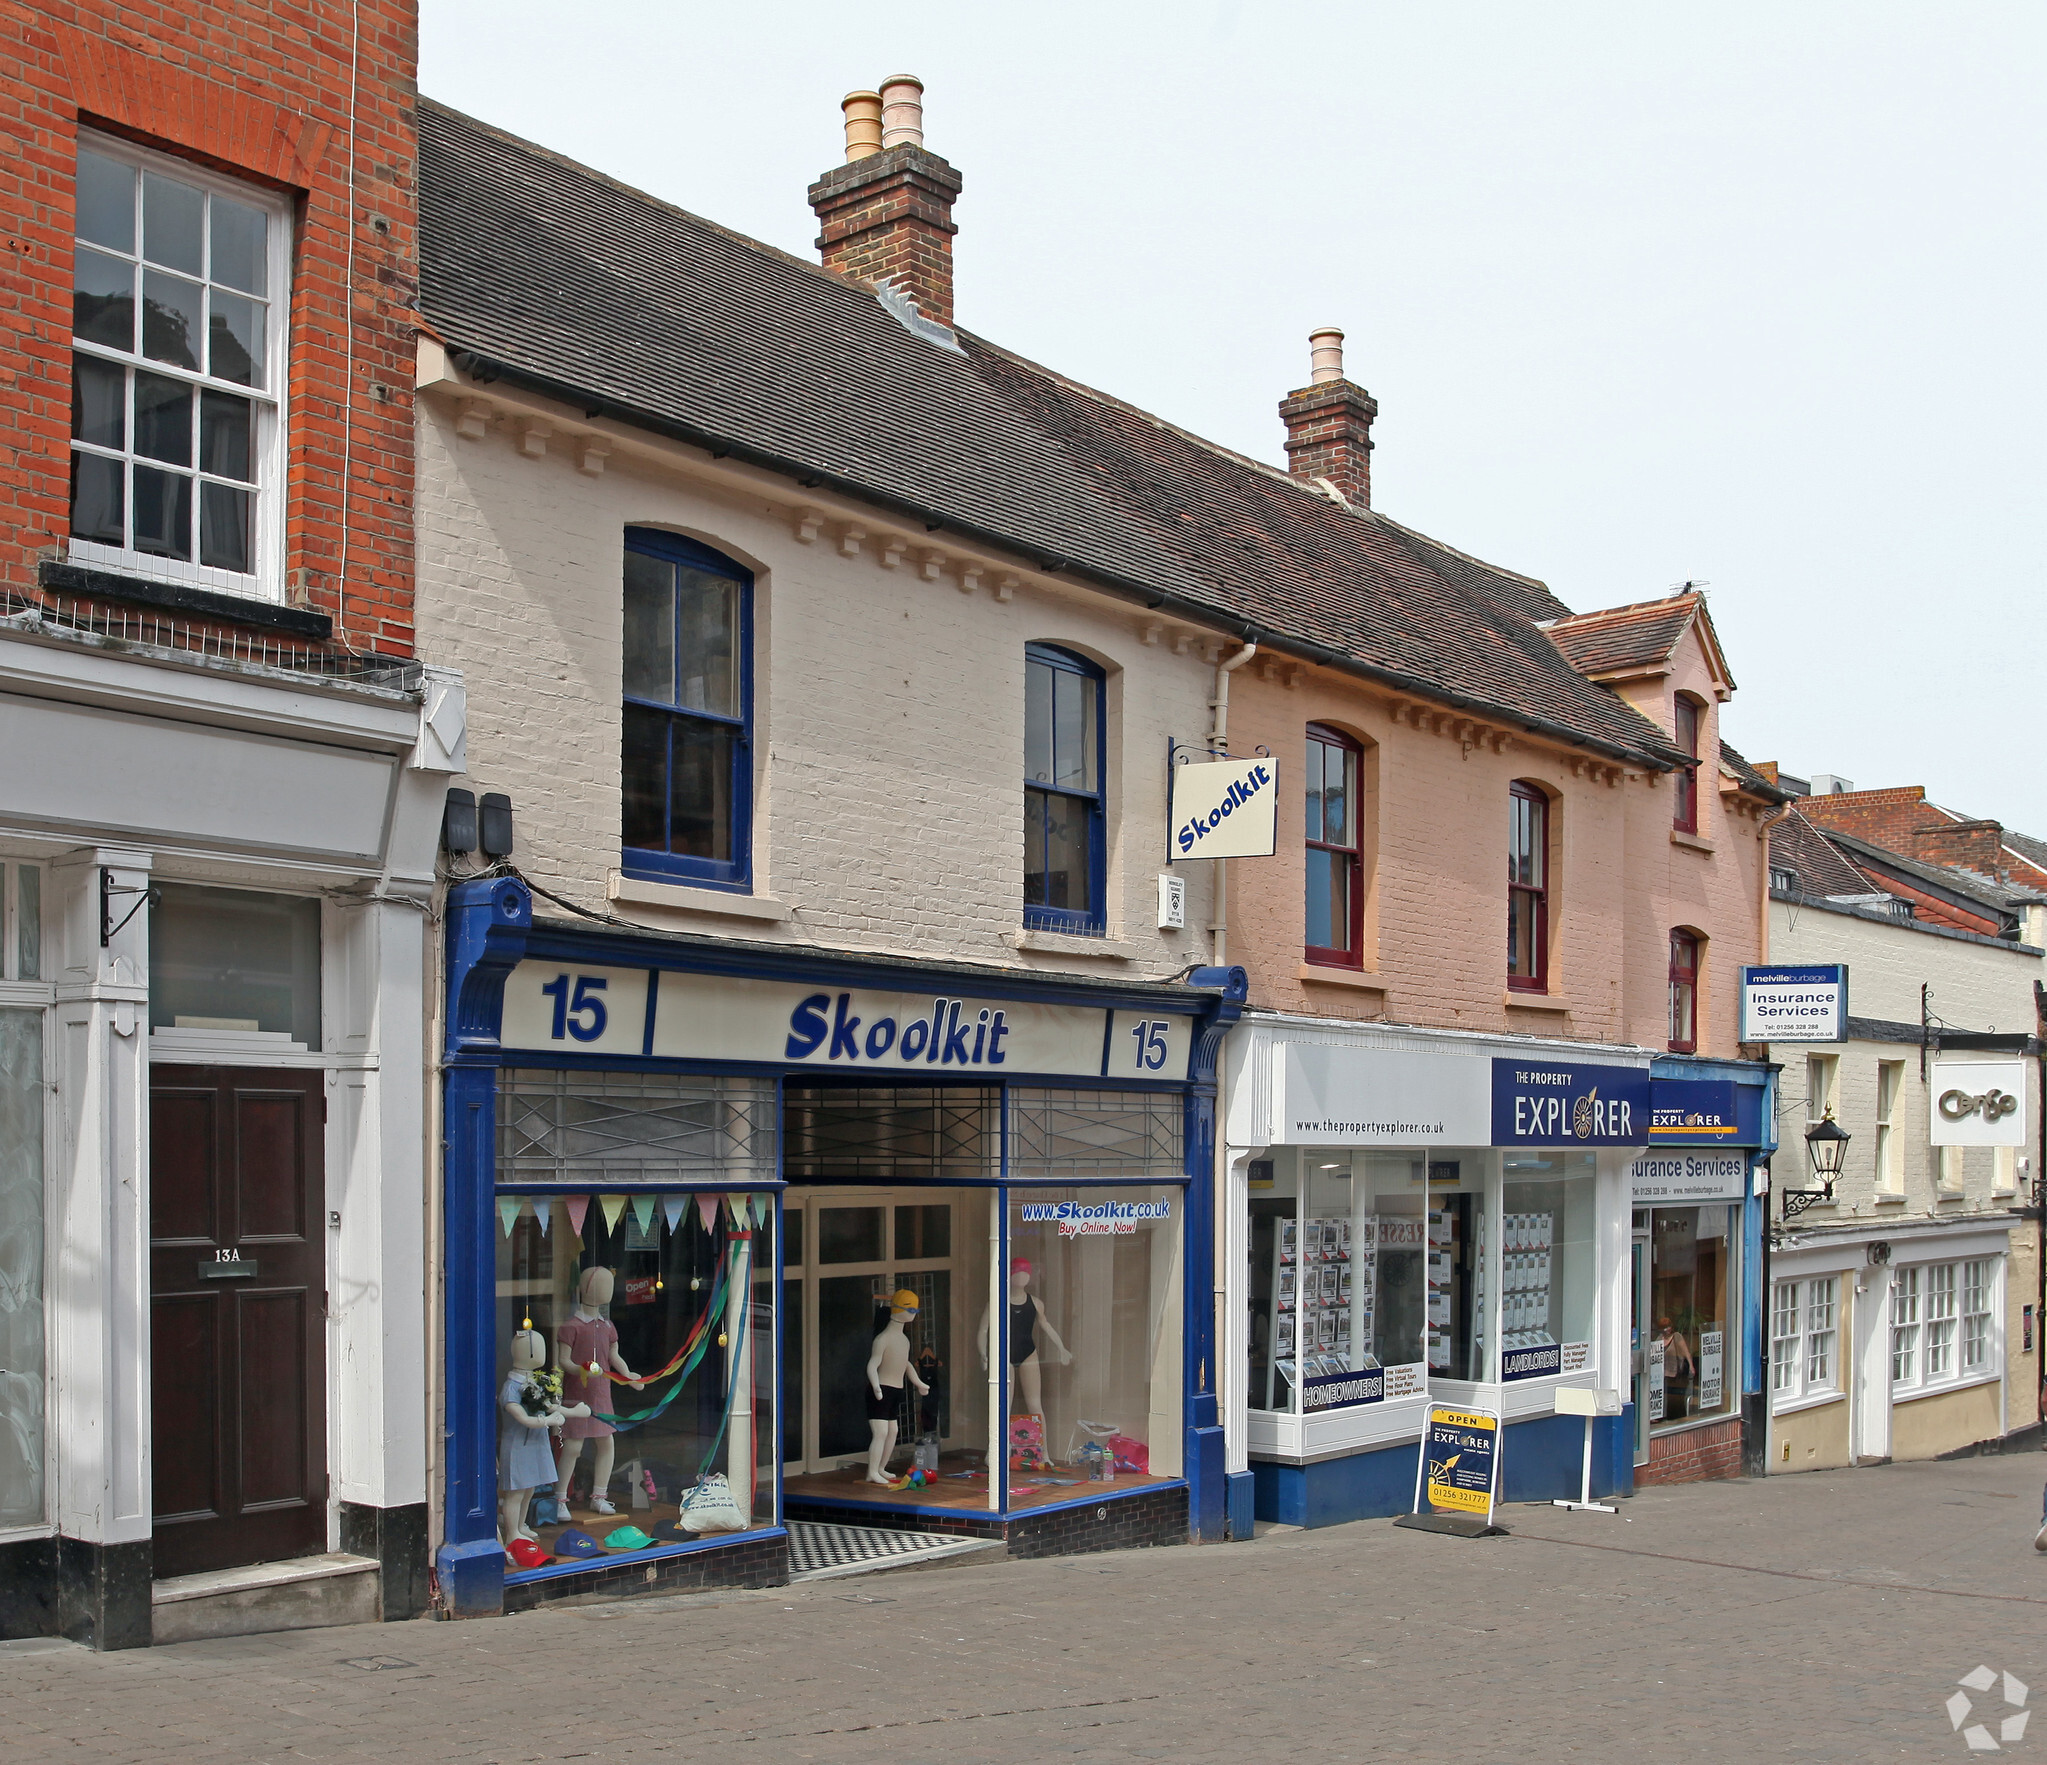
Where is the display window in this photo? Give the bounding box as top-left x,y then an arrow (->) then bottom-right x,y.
1496,1152 -> 1596,1381
1646,1205 -> 1738,1427
1003,1184 -> 1183,1500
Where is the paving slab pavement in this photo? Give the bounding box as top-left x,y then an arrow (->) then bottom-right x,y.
4,1450 -> 2045,1764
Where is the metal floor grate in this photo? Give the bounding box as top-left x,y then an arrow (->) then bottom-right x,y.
786,1520 -> 994,1583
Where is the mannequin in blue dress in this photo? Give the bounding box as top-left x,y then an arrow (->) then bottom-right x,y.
500,1326 -> 588,1548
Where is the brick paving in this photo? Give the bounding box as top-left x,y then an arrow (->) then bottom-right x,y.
5,1452 -> 2046,1763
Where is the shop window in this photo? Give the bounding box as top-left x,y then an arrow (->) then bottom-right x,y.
1667,930 -> 1700,1053
0,1009 -> 45,1527
1890,1265 -> 1920,1385
1874,1061 -> 1903,1194
497,1069 -> 778,1184
1770,1275 -> 1839,1409
1962,1260 -> 1994,1372
1498,1154 -> 1596,1379
1006,1088 -> 1182,1179
1672,696 -> 1702,833
2,864 -> 42,983
1304,725 -> 1363,965
70,135 -> 287,595
1004,1185 -> 1182,1495
494,1184 -> 776,1569
1647,1205 -> 1738,1428
148,882 -> 321,1048
1023,645 -> 1105,934
1507,783 -> 1549,991
620,528 -> 752,890
1247,1153 -> 1427,1414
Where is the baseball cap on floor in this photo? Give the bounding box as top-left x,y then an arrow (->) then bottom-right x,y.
601,1525 -> 654,1552
506,1539 -> 551,1570
648,1517 -> 694,1542
552,1527 -> 605,1560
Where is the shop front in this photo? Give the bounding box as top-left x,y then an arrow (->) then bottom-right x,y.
437,878 -> 1244,1616
1629,1058 -> 1774,1485
1222,1016 -> 1651,1531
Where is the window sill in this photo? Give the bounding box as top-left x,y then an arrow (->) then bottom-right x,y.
1297,962 -> 1386,992
1770,1389 -> 1847,1418
1670,829 -> 1716,855
1649,1409 -> 1742,1438
41,559 -> 330,641
607,872 -> 791,921
1010,929 -> 1135,960
1873,1189 -> 1907,1204
1503,991 -> 1572,1013
1893,1370 -> 2001,1406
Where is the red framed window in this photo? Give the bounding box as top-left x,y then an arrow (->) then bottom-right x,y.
1507,783 -> 1548,991
1669,930 -> 1700,1052
1304,724 -> 1362,964
1672,696 -> 1701,834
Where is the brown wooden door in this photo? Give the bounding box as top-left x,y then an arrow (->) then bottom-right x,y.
149,1066 -> 327,1578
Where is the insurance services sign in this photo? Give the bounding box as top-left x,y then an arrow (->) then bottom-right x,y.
1741,964 -> 1846,1043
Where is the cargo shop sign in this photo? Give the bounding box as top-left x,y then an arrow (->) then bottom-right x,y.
1017,1198 -> 1173,1238
1170,756 -> 1278,860
1491,1059 -> 1650,1147
499,965 -> 1191,1081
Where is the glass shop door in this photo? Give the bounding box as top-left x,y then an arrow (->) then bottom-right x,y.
782,1188 -> 958,1476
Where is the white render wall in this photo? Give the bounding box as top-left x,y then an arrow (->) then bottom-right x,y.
1767,897 -> 2042,1219
413,376 -> 1225,973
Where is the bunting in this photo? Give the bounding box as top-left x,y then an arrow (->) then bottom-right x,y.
565,1194 -> 590,1239
631,1193 -> 657,1240
662,1193 -> 687,1233
600,1193 -> 627,1233
696,1192 -> 721,1233
497,1196 -> 524,1237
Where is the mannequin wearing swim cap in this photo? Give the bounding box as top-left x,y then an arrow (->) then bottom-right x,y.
978,1257 -> 1071,1425
863,1289 -> 929,1486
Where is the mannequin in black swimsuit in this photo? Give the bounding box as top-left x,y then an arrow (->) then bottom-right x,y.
978,1256 -> 1071,1421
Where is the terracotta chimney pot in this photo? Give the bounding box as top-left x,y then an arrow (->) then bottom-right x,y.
842,90 -> 883,161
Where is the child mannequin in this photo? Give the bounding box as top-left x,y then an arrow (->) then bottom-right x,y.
978,1256 -> 1071,1420
553,1267 -> 644,1516
500,1327 -> 588,1548
864,1289 -> 929,1486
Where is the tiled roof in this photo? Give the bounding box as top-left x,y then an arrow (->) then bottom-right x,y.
1719,740 -> 1788,803
1544,594 -> 1700,677
415,100 -> 1688,771
1825,828 -> 2047,913
1769,810 -> 1878,899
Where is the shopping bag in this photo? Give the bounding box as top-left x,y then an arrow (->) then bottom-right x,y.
1106,1432 -> 1149,1475
677,1472 -> 751,1533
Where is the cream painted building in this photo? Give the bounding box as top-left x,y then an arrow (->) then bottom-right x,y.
1763,880 -> 2043,1473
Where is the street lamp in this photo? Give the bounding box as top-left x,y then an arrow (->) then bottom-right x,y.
1782,1111 -> 1851,1220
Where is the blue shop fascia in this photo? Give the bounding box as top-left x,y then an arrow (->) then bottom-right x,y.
436,877 -> 1246,1615
1221,1016 -> 1775,1530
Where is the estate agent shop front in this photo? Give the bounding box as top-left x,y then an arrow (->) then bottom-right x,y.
437,877 -> 1246,1615
1222,1016 -> 1656,1530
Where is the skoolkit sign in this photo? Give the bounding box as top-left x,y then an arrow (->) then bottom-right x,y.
1929,1058 -> 2028,1147
1170,756 -> 1278,860
1741,964 -> 1847,1043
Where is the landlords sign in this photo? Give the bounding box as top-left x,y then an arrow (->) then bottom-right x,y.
1170,756 -> 1278,860
1740,965 -> 1846,1043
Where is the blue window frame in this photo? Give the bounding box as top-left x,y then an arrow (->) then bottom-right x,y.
620,528 -> 752,890
1023,643 -> 1105,933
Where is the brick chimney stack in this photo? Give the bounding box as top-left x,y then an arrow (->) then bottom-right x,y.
1279,326 -> 1378,508
809,75 -> 964,328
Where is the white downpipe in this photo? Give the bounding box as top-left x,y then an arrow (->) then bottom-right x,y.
1208,640 -> 1258,969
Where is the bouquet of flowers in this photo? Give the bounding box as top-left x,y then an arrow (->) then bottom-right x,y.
519,1364 -> 565,1419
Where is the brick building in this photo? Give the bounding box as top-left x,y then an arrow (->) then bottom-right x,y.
0,2 -> 455,1647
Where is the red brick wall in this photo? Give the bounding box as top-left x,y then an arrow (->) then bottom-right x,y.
2,1 -> 418,654
1277,381 -> 1376,509
809,147 -> 962,330
1793,788 -> 1942,852
1636,1416 -> 1744,1486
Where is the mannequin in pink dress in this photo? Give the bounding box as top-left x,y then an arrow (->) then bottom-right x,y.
553,1267 -> 644,1515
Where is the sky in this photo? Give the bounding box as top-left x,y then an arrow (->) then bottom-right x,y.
419,3 -> 2046,827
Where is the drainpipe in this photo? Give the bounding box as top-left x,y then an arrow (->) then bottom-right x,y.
1208,639 -> 1258,968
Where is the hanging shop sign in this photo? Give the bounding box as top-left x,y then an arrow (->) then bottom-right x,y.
499,964 -> 1193,1081
1646,1079 -> 1763,1145
1281,1047 -> 1491,1145
1629,1151 -> 1748,1203
1929,1058 -> 2029,1147
1740,964 -> 1847,1043
1490,1059 -> 1650,1147
1418,1406 -> 1499,1520
1169,756 -> 1279,860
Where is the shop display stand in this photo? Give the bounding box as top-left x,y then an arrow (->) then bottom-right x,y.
1265,1215 -> 1365,1410
1550,1387 -> 1619,1515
